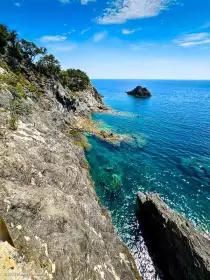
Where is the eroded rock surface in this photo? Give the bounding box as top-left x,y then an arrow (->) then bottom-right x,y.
0,70 -> 141,279
136,192 -> 210,280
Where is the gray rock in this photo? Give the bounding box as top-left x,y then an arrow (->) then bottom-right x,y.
126,86 -> 152,98
136,192 -> 210,280
0,68 -> 141,279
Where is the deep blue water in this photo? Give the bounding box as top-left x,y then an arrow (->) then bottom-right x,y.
86,79 -> 210,279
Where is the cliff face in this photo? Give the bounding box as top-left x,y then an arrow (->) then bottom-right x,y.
0,63 -> 141,280
137,192 -> 210,280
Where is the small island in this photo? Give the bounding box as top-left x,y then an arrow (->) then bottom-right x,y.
126,85 -> 152,98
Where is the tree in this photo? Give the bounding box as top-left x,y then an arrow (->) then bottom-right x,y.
20,39 -> 46,63
0,24 -> 10,54
7,30 -> 22,60
61,69 -> 90,91
37,54 -> 61,76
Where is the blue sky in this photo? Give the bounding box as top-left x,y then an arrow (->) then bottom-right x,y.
1,0 -> 210,79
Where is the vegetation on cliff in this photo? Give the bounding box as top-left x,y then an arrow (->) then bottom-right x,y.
0,23 -> 141,280
0,23 -> 90,92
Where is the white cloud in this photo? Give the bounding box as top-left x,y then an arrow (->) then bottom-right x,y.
40,35 -> 67,42
14,2 -> 21,7
50,44 -> 77,52
59,0 -> 95,4
97,0 -> 175,24
174,33 -> 210,47
81,0 -> 96,4
93,31 -> 107,42
80,27 -> 91,35
63,30 -> 76,35
121,28 -> 141,34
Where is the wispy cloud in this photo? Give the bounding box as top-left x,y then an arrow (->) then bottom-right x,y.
59,0 -> 95,4
14,2 -> 21,7
97,0 -> 176,24
63,30 -> 76,35
49,43 -> 77,52
130,42 -> 154,50
81,0 -> 96,4
40,35 -> 67,42
80,27 -> 91,35
174,33 -> 210,47
93,31 -> 107,42
121,28 -> 141,35
200,46 -> 210,50
130,44 -> 144,51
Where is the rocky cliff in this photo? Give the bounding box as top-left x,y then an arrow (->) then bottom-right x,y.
136,192 -> 210,280
0,60 -> 141,279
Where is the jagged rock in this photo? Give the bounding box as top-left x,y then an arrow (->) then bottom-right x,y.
126,86 -> 152,98
0,61 -> 141,279
136,192 -> 210,280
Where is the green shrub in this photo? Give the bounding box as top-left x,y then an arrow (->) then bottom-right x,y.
0,24 -> 10,54
36,54 -> 61,76
10,98 -> 31,116
60,69 -> 90,91
8,111 -> 18,130
0,73 -> 18,87
16,82 -> 25,98
20,39 -> 46,63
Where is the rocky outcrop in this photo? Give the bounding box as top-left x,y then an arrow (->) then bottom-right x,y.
126,86 -> 152,98
136,192 -> 210,280
0,63 -> 141,279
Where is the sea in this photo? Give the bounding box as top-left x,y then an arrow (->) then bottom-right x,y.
85,79 -> 210,279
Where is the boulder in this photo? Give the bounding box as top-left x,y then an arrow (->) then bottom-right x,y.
136,192 -> 210,280
126,86 -> 152,98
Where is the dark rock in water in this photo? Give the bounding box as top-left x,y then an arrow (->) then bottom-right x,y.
136,192 -> 210,280
126,86 -> 152,98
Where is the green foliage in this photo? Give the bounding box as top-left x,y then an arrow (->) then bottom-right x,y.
10,98 -> 31,116
20,39 -> 46,63
0,61 -> 11,72
8,85 -> 32,130
0,72 -> 18,87
0,22 -> 91,92
37,54 -> 61,76
0,24 -> 10,54
61,69 -> 90,91
16,82 -> 25,98
9,110 -> 18,130
7,30 -> 22,61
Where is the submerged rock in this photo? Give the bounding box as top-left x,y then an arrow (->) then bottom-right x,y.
136,192 -> 210,280
126,86 -> 152,98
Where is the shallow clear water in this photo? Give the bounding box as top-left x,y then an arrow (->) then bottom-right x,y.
85,79 -> 210,279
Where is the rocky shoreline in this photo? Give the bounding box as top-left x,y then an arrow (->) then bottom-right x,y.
1,47 -> 209,280
136,192 -> 210,280
0,61 -> 141,279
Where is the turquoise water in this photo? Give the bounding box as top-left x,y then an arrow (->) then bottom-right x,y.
86,80 -> 210,278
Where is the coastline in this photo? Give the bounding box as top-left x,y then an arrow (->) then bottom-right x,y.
85,79 -> 210,279
0,62 -> 141,279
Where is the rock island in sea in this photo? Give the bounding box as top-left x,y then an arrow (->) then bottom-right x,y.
126,86 -> 152,98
